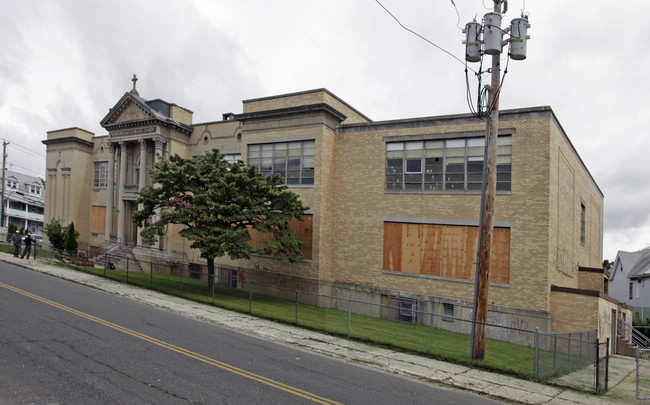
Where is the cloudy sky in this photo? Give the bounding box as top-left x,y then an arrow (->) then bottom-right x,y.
0,0 -> 648,260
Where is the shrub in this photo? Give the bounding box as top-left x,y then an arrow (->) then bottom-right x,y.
43,218 -> 66,252
64,222 -> 79,255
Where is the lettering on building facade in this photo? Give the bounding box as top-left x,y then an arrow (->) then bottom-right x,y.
110,127 -> 156,138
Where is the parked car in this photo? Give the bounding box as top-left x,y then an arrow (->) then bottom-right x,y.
31,234 -> 43,247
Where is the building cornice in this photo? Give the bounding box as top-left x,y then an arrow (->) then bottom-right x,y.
235,103 -> 347,123
41,136 -> 94,147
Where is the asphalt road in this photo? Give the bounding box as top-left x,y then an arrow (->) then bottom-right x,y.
0,261 -> 504,404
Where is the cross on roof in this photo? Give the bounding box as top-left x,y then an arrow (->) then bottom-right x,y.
131,74 -> 138,91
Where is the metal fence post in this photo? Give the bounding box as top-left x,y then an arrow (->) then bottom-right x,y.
635,347 -> 640,399
580,331 -> 583,360
595,338 -> 600,393
534,327 -> 539,379
429,312 -> 434,354
150,259 -> 153,289
295,290 -> 299,325
126,257 -> 129,283
553,335 -> 557,369
179,266 -> 183,297
249,290 -> 252,314
348,300 -> 352,338
605,338 -> 610,392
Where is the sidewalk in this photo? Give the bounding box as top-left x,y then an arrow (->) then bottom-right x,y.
1,254 -> 642,404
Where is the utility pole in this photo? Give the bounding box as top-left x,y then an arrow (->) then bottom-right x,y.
464,1 -> 530,360
1,140 -> 8,231
472,0 -> 502,361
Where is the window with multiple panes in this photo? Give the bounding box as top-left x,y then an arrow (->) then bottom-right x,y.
223,153 -> 242,164
29,185 -> 42,195
386,136 -> 512,192
247,140 -> 314,185
94,161 -> 108,188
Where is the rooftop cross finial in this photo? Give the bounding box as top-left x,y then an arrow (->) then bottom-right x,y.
130,74 -> 140,96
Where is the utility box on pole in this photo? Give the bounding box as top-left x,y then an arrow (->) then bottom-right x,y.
463,21 -> 482,62
509,17 -> 531,60
483,12 -> 503,55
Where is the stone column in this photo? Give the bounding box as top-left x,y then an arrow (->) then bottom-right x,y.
105,142 -> 115,241
116,142 -> 128,243
61,168 -> 71,221
153,137 -> 166,249
153,137 -> 166,163
46,168 -> 57,223
136,139 -> 148,246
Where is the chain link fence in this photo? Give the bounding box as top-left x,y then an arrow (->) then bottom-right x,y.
3,242 -> 609,393
637,348 -> 650,400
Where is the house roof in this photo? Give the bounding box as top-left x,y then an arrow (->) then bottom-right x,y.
6,170 -> 43,187
4,170 -> 44,206
629,250 -> 650,279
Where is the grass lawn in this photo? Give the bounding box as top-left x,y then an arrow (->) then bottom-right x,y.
64,264 -> 547,378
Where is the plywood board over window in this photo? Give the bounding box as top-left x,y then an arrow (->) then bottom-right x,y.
248,214 -> 313,260
91,206 -> 106,234
384,222 -> 510,284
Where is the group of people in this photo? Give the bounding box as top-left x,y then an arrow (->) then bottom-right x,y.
11,230 -> 34,260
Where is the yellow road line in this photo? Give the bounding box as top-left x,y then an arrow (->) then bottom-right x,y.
0,281 -> 342,405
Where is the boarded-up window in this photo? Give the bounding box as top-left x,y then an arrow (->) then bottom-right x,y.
248,214 -> 313,260
383,222 -> 510,284
91,206 -> 106,233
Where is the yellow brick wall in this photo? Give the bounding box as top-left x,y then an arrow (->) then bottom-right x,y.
550,289 -> 598,333
327,114 -> 555,312
169,105 -> 193,126
547,118 -> 604,289
578,269 -> 606,292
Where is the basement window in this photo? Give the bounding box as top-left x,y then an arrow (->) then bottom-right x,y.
443,303 -> 454,320
383,296 -> 418,324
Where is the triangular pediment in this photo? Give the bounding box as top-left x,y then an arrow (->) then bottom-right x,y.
114,102 -> 151,123
100,92 -> 192,136
100,92 -> 158,129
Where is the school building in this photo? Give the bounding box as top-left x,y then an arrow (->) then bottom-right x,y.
43,84 -> 630,347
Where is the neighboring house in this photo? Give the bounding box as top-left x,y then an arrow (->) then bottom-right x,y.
43,85 -> 630,346
2,170 -> 45,235
609,249 -> 650,321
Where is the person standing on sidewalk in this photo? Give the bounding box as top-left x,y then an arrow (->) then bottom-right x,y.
11,230 -> 22,257
21,232 -> 33,260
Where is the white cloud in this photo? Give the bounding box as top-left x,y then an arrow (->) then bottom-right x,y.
0,0 -> 648,258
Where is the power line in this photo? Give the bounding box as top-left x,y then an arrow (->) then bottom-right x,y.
8,163 -> 44,178
6,142 -> 46,159
450,0 -> 462,30
374,0 -> 477,74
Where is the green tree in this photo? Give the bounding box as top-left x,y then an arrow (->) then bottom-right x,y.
43,218 -> 66,252
64,222 -> 80,254
7,224 -> 18,241
133,149 -> 308,291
